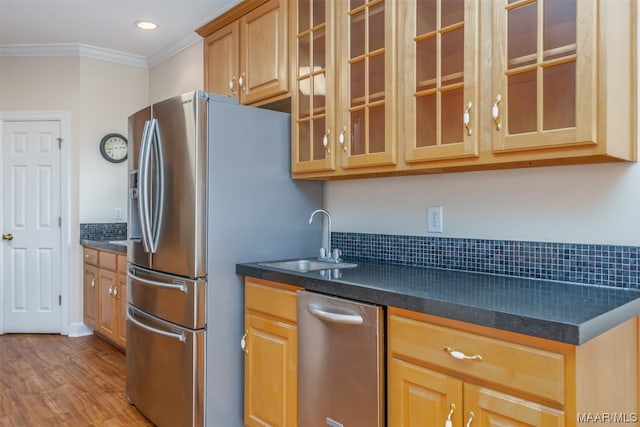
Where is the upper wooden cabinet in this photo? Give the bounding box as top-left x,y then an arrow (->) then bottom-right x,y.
291,0 -> 397,176
399,0 -> 480,164
290,0 -> 636,179
199,0 -> 289,107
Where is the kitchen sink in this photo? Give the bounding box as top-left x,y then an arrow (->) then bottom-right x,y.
258,259 -> 357,273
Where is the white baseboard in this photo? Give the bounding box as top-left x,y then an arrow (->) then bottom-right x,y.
68,322 -> 94,337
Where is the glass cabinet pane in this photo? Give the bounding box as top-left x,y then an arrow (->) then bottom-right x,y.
350,60 -> 365,107
313,28 -> 326,70
298,121 -> 310,161
416,94 -> 437,147
298,77 -> 310,118
508,2 -> 537,69
350,9 -> 365,58
312,118 -> 327,160
298,35 -> 310,77
369,54 -> 385,102
299,0 -> 310,32
507,70 -> 537,134
441,0 -> 464,28
544,0 -> 576,59
416,37 -> 437,90
441,88 -> 463,144
350,110 -> 365,155
313,0 -> 325,26
543,61 -> 575,130
369,2 -> 385,51
441,27 -> 464,84
417,0 -> 436,34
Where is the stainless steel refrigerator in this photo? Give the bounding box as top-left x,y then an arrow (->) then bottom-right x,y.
125,91 -> 323,427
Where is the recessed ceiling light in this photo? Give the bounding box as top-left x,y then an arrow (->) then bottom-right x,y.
135,21 -> 158,31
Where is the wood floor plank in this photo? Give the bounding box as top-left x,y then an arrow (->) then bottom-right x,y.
0,334 -> 153,426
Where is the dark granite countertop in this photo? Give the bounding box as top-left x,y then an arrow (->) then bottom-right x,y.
236,259 -> 640,345
80,239 -> 128,254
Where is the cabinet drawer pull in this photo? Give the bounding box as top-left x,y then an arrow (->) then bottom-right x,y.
240,330 -> 248,354
445,403 -> 455,427
463,102 -> 472,136
323,128 -> 332,154
491,95 -> 502,131
465,411 -> 475,427
338,127 -> 347,152
229,77 -> 237,96
444,347 -> 482,362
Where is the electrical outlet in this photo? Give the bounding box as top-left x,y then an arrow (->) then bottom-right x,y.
114,207 -> 122,221
427,206 -> 443,233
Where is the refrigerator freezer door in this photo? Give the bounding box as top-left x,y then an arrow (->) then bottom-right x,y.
127,265 -> 206,330
126,305 -> 204,427
128,106 -> 152,270
147,91 -> 208,278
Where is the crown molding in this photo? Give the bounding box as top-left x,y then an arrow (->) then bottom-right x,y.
0,43 -> 149,68
146,32 -> 202,68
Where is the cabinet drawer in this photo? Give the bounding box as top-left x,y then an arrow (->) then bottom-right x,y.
389,313 -> 565,405
245,279 -> 299,323
99,251 -> 117,271
83,248 -> 98,266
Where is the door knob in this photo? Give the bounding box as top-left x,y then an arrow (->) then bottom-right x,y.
2,233 -> 13,241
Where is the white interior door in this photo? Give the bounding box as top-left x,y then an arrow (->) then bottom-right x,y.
2,120 -> 62,333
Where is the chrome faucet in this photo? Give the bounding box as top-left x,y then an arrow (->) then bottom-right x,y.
309,209 -> 342,263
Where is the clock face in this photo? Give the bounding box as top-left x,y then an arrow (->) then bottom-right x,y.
100,134 -> 128,163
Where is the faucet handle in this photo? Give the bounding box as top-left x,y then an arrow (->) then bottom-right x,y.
331,248 -> 342,262
319,248 -> 327,259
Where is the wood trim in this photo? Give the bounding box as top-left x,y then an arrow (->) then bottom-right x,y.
196,0 -> 270,37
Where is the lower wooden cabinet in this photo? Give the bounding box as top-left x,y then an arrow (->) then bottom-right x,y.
387,307 -> 638,427
243,277 -> 299,427
82,246 -> 127,351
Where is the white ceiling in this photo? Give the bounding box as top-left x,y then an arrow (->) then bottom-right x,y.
0,0 -> 241,67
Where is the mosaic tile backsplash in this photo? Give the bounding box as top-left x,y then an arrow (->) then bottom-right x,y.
333,232 -> 640,289
80,223 -> 127,240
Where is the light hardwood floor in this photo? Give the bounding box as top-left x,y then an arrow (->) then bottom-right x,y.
0,334 -> 153,426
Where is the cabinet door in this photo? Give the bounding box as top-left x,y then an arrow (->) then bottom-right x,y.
291,0 -> 337,174
388,356 -> 463,427
244,312 -> 297,427
83,263 -> 98,330
240,0 -> 289,105
97,268 -> 116,340
464,384 -> 565,427
401,0 -> 480,163
204,21 -> 240,99
336,0 -> 396,169
491,0 -> 595,152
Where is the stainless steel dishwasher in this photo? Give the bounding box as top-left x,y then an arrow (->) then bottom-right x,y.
297,291 -> 384,427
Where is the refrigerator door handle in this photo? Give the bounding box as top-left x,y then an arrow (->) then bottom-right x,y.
138,119 -> 153,253
127,308 -> 186,342
127,268 -> 187,292
148,118 -> 165,254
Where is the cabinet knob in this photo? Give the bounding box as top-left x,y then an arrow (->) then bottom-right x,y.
238,73 -> 247,93
229,77 -> 237,97
91,278 -> 95,288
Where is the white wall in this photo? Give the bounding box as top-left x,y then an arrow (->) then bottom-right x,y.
326,161 -> 640,246
149,42 -> 204,104
0,55 -> 148,324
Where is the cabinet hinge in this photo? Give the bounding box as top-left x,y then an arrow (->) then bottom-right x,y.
57,137 -> 63,149
58,295 -> 62,306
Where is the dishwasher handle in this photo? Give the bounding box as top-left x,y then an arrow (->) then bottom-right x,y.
308,304 -> 364,325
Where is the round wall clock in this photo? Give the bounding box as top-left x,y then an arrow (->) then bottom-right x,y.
100,133 -> 128,163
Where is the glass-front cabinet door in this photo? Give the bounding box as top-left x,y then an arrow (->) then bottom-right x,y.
292,0 -> 336,174
336,0 -> 396,170
401,0 -> 479,163
491,0 -> 595,153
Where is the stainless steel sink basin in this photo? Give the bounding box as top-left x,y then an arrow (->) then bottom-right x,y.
108,240 -> 129,246
259,259 -> 357,273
